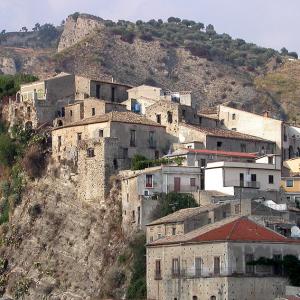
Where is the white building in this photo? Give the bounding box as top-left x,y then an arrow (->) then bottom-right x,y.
205,158 -> 281,195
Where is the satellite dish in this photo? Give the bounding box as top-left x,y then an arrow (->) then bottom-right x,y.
291,226 -> 300,238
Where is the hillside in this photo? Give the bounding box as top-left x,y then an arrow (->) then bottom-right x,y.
0,13 -> 297,120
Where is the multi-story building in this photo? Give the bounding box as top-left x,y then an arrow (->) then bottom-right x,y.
218,104 -> 300,160
205,158 -> 281,195
8,73 -> 132,129
121,165 -> 202,232
146,216 -> 300,300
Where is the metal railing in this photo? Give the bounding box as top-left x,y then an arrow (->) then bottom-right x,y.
167,184 -> 199,193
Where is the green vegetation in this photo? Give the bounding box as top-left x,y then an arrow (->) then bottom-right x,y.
152,192 -> 198,219
12,276 -> 32,300
126,233 -> 147,299
0,123 -> 47,225
102,17 -> 290,69
0,74 -> 38,99
248,255 -> 300,286
131,154 -> 184,170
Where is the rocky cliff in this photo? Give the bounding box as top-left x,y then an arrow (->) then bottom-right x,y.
0,165 -> 129,299
58,14 -> 105,52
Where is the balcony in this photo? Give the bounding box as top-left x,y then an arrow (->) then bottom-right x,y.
225,181 -> 260,189
245,181 -> 260,189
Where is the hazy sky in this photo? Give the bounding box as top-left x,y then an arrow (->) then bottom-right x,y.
0,0 -> 299,53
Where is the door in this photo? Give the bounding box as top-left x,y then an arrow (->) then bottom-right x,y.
174,177 -> 181,192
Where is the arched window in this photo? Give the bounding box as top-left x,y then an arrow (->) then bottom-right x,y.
193,296 -> 198,300
57,120 -> 63,127
210,296 -> 216,300
25,121 -> 32,130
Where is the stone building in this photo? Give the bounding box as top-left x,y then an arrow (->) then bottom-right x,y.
52,111 -> 170,163
9,73 -> 75,129
145,100 -> 218,137
123,85 -> 194,115
146,203 -> 233,243
146,216 -> 300,300
121,165 -> 202,232
54,98 -> 127,127
178,123 -> 275,154
218,105 -> 300,160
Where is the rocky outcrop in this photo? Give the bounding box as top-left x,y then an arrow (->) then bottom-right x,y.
58,14 -> 105,52
0,57 -> 16,75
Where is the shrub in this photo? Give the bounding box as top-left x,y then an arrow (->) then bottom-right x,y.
0,134 -> 17,167
12,276 -> 32,300
22,145 -> 46,179
28,204 -> 42,220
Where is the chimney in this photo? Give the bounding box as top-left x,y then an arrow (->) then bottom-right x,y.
263,111 -> 270,118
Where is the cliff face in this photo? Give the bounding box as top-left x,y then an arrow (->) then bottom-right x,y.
58,14 -> 105,52
0,166 -> 127,299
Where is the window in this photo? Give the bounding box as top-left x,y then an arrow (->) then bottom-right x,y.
58,136 -> 62,151
200,159 -> 206,167
235,204 -> 240,214
111,87 -> 115,102
130,130 -> 136,147
251,174 -> 257,182
273,254 -> 283,275
96,84 -> 101,99
172,227 -> 176,235
172,258 -> 180,277
99,129 -> 104,137
232,113 -> 236,120
113,159 -> 118,170
92,107 -> 96,116
190,178 -> 196,187
199,117 -> 202,124
167,111 -> 173,123
245,254 -> 254,274
132,210 -> 135,222
77,132 -> 82,141
155,150 -> 159,159
155,260 -> 161,279
240,173 -> 244,187
156,114 -> 161,124
269,175 -> 274,184
214,256 -> 220,275
195,257 -> 202,277
182,109 -> 186,117
268,156 -> 273,164
240,143 -> 246,152
149,131 -> 155,148
211,296 -> 216,300
61,107 -> 65,117
217,141 -> 222,148
70,110 -> 73,117
286,179 -> 293,187
146,174 -> 153,188
87,148 -> 95,157
193,297 -> 198,300
232,128 -> 237,131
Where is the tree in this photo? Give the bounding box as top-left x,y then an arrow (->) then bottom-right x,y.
281,47 -> 289,55
206,24 -> 216,36
288,51 -> 298,59
0,134 -> 17,167
32,23 -> 40,32
21,26 -> 28,32
0,30 -> 5,35
151,192 -> 198,220
167,17 -> 181,23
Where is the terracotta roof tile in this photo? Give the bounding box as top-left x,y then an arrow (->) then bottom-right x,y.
180,123 -> 273,142
187,149 -> 257,159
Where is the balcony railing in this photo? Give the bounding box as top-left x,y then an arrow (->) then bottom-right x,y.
225,181 -> 260,189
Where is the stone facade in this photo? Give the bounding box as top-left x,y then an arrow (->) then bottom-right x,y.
9,73 -> 75,129
146,217 -> 300,300
77,138 -> 121,202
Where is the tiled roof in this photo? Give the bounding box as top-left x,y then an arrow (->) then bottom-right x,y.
148,216 -> 299,246
187,149 -> 257,158
198,107 -> 218,115
180,123 -> 273,142
53,111 -> 165,129
148,204 -> 224,226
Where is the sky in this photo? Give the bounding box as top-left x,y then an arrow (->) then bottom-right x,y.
0,0 -> 299,53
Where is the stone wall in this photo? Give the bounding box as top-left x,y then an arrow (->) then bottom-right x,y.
77,138 -> 120,203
